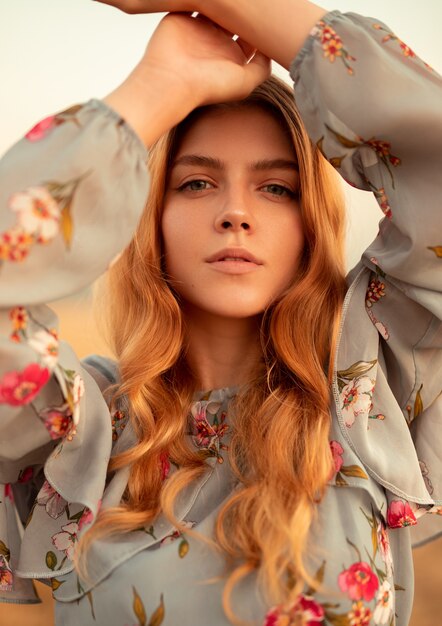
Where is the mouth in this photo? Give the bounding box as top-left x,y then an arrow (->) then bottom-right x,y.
205,248 -> 263,275
205,248 -> 262,264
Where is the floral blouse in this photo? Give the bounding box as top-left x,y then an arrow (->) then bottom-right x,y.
0,10 -> 441,626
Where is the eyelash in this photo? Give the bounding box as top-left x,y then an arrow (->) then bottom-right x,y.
177,179 -> 297,198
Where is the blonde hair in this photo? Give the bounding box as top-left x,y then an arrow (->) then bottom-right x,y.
77,76 -> 347,622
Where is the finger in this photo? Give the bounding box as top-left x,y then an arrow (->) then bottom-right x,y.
194,12 -> 236,40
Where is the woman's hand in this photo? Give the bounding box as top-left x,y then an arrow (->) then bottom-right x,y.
103,13 -> 270,147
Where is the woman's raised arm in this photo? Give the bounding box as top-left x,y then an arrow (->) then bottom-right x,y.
96,0 -> 327,69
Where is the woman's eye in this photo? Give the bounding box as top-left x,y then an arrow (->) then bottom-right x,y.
178,180 -> 213,192
262,184 -> 296,198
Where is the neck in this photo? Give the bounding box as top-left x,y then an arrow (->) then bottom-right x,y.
183,306 -> 263,391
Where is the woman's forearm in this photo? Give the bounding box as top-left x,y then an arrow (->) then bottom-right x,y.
200,0 -> 327,69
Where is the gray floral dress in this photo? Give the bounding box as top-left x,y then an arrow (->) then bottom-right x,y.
0,10 -> 441,626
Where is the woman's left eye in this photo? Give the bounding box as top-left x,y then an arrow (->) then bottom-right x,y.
178,180 -> 213,192
261,184 -> 296,198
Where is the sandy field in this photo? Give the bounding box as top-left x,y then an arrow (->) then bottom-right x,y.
1,296 -> 441,625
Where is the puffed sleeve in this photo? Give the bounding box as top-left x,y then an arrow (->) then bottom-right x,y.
290,11 -> 442,539
0,100 -> 149,602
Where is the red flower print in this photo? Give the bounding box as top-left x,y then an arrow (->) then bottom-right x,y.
39,405 -> 72,439
159,452 -> 171,480
330,440 -> 344,473
4,483 -> 14,502
264,594 -> 325,626
365,278 -> 386,308
364,139 -> 401,167
0,555 -> 13,592
18,466 -> 34,483
386,500 -> 417,528
0,363 -> 50,406
312,21 -> 356,74
348,601 -> 372,626
0,227 -> 34,262
9,306 -> 28,331
25,115 -> 56,142
375,187 -> 392,219
338,561 -> 379,601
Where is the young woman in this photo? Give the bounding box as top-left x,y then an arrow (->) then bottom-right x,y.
0,1 -> 441,625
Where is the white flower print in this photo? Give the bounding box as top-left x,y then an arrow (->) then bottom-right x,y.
51,521 -> 79,560
340,376 -> 375,427
376,520 -> 393,577
36,481 -> 67,519
72,373 -> 85,425
28,329 -> 59,368
373,580 -> 393,625
9,186 -> 61,242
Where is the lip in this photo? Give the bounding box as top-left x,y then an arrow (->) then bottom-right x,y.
205,248 -> 263,275
205,248 -> 262,265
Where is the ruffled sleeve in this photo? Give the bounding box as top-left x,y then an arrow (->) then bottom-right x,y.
290,11 -> 442,540
0,100 -> 149,601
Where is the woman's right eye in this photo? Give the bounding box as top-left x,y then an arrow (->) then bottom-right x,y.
178,180 -> 214,192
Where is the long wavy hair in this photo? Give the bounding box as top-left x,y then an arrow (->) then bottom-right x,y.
77,75 -> 347,623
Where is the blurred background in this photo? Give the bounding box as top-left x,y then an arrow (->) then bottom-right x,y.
1,0 -> 441,624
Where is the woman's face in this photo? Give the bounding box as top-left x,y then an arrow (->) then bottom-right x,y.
162,106 -> 304,320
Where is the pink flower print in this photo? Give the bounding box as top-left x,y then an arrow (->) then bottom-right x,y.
25,115 -> 56,142
366,309 -> 390,342
0,227 -> 34,262
340,377 -> 375,427
78,508 -> 93,531
0,555 -> 13,592
338,561 -> 379,602
36,481 -> 67,519
419,460 -> 434,495
52,522 -> 79,560
373,580 -> 393,625
0,362 -> 50,406
386,500 -> 417,528
377,520 -> 393,576
330,440 -> 344,473
9,186 -> 61,243
28,329 -> 59,368
191,402 -> 221,456
38,404 -> 72,439
348,601 -> 371,626
264,594 -> 325,626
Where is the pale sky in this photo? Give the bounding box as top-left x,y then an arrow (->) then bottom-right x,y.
1,0 -> 441,269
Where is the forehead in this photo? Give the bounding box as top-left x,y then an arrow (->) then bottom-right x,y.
174,105 -> 296,161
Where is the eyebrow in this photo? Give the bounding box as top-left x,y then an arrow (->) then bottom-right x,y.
172,154 -> 299,171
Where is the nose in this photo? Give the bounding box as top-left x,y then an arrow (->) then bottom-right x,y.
214,193 -> 254,233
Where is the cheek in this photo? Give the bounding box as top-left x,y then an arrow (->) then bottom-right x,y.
161,204 -> 201,277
